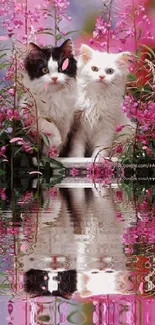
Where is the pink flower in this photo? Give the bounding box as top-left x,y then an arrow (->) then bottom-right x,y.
115,145 -> 123,153
0,146 -> 6,155
29,171 -> 43,175
48,146 -> 58,158
0,188 -> 6,201
116,212 -> 122,218
146,188 -> 152,197
115,125 -> 124,132
139,282 -> 143,295
0,36 -> 8,40
116,190 -> 123,201
49,188 -> 58,198
10,137 -> 23,143
10,137 -> 33,154
8,88 -> 15,95
71,168 -> 79,177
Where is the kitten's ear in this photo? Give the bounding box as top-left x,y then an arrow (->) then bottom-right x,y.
80,44 -> 93,63
116,52 -> 132,67
60,39 -> 74,57
27,43 -> 41,54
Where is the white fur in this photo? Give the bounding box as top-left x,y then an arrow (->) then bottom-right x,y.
69,45 -> 135,157
20,56 -> 77,154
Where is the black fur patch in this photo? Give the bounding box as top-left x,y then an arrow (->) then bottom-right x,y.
24,268 -> 77,298
24,40 -> 77,80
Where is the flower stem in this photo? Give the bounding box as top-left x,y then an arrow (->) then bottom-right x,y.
132,0 -> 138,53
106,0 -> 113,53
54,6 -> 57,46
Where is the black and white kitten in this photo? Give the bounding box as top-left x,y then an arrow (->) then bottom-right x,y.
20,39 -> 77,155
24,268 -> 77,299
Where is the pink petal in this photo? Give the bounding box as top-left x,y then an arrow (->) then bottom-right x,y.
139,282 -> 143,294
62,58 -> 69,71
29,171 -> 42,175
17,141 -> 24,145
44,83 -> 49,89
42,286 -> 46,290
0,36 -> 8,40
20,244 -> 26,251
10,137 -> 23,143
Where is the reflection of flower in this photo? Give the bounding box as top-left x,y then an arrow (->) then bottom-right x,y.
123,220 -> 155,244
0,188 -> 6,201
87,160 -> 113,182
71,168 -> 79,177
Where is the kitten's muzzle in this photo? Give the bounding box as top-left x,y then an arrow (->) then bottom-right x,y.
99,75 -> 105,81
51,76 -> 58,83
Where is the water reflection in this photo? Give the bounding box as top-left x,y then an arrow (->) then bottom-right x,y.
0,179 -> 155,324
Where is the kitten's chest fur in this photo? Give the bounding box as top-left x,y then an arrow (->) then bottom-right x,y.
36,88 -> 75,140
23,80 -> 77,144
78,86 -> 124,133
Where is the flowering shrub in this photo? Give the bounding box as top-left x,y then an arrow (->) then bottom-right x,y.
0,0 -> 74,179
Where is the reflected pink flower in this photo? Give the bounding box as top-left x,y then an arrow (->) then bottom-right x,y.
71,168 -> 79,177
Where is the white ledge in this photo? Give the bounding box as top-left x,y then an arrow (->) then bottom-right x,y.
57,157 -> 118,168
55,178 -> 118,188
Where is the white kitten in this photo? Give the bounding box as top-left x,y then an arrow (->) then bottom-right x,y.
69,45 -> 135,157
20,39 -> 77,155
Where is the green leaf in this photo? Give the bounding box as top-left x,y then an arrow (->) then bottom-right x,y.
14,147 -> 23,157
56,34 -> 62,41
64,29 -> 79,35
36,31 -> 54,36
41,132 -> 50,146
128,73 -> 137,81
0,63 -> 9,70
0,169 -> 5,176
0,53 -> 7,60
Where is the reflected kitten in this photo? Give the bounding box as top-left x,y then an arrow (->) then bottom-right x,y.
69,45 -> 135,157
20,39 -> 77,155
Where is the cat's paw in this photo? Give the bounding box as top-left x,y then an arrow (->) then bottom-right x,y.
68,149 -> 85,157
68,142 -> 85,157
92,148 -> 109,159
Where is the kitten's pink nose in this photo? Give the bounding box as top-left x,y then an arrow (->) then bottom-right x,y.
99,75 -> 105,80
51,76 -> 58,83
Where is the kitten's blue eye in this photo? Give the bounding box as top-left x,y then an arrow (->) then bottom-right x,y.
91,66 -> 98,72
42,67 -> 49,74
106,68 -> 114,74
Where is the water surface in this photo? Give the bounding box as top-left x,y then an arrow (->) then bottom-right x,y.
0,176 -> 155,324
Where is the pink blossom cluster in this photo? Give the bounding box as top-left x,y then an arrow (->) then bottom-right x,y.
87,159 -> 114,183
122,96 -> 155,154
0,146 -> 6,161
0,188 -> 6,201
18,191 -> 33,206
0,106 -> 20,126
48,145 -> 58,158
91,2 -> 154,51
21,107 -> 36,128
10,137 -> 33,154
1,0 -> 26,40
0,0 -> 54,42
53,0 -> 72,24
123,220 -> 155,245
90,16 -> 114,48
54,0 -> 70,13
